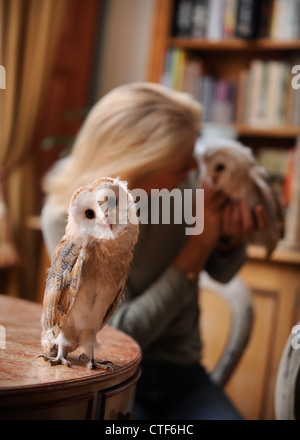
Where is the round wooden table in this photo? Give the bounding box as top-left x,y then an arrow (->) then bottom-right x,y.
0,294 -> 141,420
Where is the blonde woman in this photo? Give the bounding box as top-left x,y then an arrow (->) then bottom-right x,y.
41,82 -> 266,420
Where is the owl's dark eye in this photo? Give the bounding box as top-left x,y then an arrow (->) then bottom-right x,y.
85,209 -> 95,219
215,163 -> 225,172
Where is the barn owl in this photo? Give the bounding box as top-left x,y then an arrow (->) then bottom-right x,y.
39,177 -> 139,369
198,139 -> 284,257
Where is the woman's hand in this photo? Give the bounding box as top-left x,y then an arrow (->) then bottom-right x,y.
172,187 -> 229,276
173,188 -> 269,276
218,200 -> 269,253
195,186 -> 229,249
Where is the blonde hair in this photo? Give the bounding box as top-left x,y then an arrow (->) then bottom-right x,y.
43,82 -> 202,212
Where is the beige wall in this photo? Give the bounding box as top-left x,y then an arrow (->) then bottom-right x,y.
96,0 -> 156,97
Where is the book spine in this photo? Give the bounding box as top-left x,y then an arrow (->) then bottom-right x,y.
284,137 -> 300,246
173,0 -> 194,37
223,0 -> 239,38
235,69 -> 248,122
191,0 -> 208,38
206,0 -> 226,40
235,0 -> 261,39
247,59 -> 265,124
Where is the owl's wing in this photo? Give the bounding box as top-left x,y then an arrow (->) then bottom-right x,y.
249,166 -> 285,257
101,254 -> 133,327
250,166 -> 284,229
41,235 -> 84,331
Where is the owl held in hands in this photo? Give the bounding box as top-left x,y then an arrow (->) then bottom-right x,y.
39,177 -> 139,369
198,139 -> 284,257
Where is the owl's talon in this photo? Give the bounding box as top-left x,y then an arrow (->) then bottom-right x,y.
88,359 -> 114,371
49,358 -> 71,368
37,354 -> 71,368
79,353 -> 89,362
79,357 -> 113,371
99,360 -> 114,370
79,353 -> 113,370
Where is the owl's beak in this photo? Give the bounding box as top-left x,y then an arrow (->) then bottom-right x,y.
97,216 -> 109,227
97,215 -> 113,232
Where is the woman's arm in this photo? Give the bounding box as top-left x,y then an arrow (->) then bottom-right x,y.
172,191 -> 268,284
41,200 -> 67,258
109,265 -> 196,349
204,242 -> 247,283
206,200 -> 268,283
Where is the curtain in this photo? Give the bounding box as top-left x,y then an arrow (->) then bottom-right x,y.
0,0 -> 67,299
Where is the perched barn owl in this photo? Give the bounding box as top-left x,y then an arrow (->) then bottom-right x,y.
198,139 -> 284,257
39,177 -> 139,369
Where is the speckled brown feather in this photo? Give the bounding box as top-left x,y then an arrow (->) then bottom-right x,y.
41,236 -> 84,332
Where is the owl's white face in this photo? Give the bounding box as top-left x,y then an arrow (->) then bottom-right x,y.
68,178 -> 137,241
200,141 -> 255,197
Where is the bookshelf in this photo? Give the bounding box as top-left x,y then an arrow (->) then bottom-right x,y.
147,0 -> 300,248
232,123 -> 300,138
147,0 -> 300,421
169,38 -> 300,51
201,121 -> 300,138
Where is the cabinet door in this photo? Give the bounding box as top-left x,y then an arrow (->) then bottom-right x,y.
200,260 -> 300,420
98,367 -> 141,420
1,393 -> 95,420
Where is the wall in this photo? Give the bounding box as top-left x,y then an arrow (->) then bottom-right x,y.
96,0 -> 156,97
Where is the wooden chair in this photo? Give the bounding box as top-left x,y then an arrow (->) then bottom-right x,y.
275,322 -> 300,420
199,271 -> 254,387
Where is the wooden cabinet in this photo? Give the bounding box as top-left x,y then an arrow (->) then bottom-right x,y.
147,0 -> 300,419
200,245 -> 300,420
0,295 -> 141,420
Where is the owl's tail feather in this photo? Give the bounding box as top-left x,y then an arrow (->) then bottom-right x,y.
41,329 -> 58,357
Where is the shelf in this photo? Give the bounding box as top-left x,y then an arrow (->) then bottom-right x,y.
169,38 -> 300,51
233,123 -> 300,138
202,122 -> 300,139
247,244 -> 300,265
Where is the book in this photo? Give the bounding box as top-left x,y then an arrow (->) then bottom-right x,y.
290,60 -> 300,126
282,147 -> 296,209
271,0 -> 300,40
161,49 -> 300,127
213,80 -> 236,123
264,61 -> 285,125
172,0 -> 194,37
257,147 -> 289,202
235,0 -> 261,39
223,0 -> 239,38
206,0 -> 226,40
258,0 -> 274,38
235,68 -> 249,122
284,137 -> 300,247
171,0 -> 300,40
245,59 -> 293,126
172,48 -> 187,90
247,59 -> 265,124
183,58 -> 203,98
200,76 -> 215,121
191,0 -> 209,38
161,48 -> 174,88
